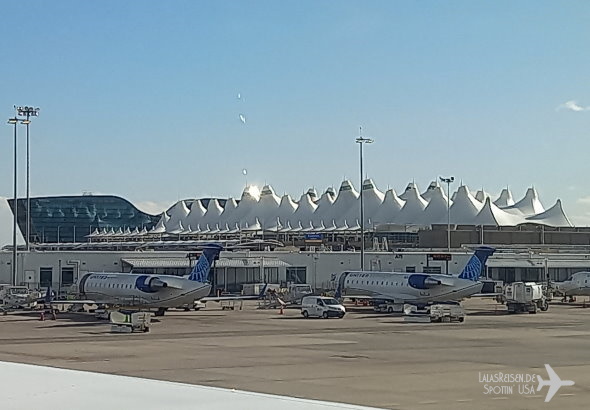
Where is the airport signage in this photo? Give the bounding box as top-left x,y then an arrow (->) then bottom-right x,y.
304,234 -> 323,240
429,253 -> 452,261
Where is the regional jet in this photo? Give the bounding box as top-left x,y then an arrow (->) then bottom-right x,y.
553,271 -> 590,301
335,246 -> 495,308
537,364 -> 575,402
44,244 -> 223,316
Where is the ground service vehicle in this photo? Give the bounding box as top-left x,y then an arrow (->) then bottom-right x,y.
301,296 -> 345,319
503,282 -> 549,314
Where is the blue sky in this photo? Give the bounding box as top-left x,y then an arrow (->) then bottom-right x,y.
0,0 -> 589,225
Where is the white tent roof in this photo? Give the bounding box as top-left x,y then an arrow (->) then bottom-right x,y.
331,180 -> 360,227
502,187 -> 545,217
525,199 -> 573,227
218,198 -> 238,227
373,189 -> 404,225
361,178 -> 385,226
399,182 -> 419,200
306,187 -> 319,202
291,193 -> 317,227
494,188 -> 515,208
473,197 -> 526,226
201,199 -> 224,226
397,186 -> 428,224
166,201 -> 189,232
450,185 -> 484,224
421,180 -> 442,202
312,188 -> 336,226
256,185 -> 281,229
232,186 -> 260,227
475,189 -> 491,203
150,212 -> 169,234
185,200 -> 206,230
421,187 -> 451,225
143,180 -> 576,233
277,194 -> 297,226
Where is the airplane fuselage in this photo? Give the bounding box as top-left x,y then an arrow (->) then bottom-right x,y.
79,273 -> 211,308
338,271 -> 483,304
554,272 -> 590,297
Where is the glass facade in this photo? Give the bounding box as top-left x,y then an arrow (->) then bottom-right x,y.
9,195 -> 159,243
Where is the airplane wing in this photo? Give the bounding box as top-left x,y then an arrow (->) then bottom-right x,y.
543,364 -> 561,402
544,383 -> 560,403
545,364 -> 560,382
1,361 -> 382,410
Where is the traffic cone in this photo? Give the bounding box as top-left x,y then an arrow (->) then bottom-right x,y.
39,311 -> 45,321
279,305 -> 284,315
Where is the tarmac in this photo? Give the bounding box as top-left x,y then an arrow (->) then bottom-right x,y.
0,298 -> 589,409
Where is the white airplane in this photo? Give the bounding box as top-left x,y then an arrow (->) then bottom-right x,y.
0,361 -> 382,410
335,247 -> 496,308
44,244 -> 223,316
553,271 -> 590,301
537,364 -> 575,402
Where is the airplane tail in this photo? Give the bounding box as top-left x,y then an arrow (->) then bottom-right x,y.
44,287 -> 54,304
458,246 -> 495,281
187,244 -> 223,283
258,284 -> 269,298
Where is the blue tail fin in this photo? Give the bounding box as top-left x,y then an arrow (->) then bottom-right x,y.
458,246 -> 495,281
187,244 -> 223,282
258,284 -> 268,298
44,287 -> 54,303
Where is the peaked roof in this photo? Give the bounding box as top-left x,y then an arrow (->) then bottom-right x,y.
362,178 -> 385,225
331,180 -> 360,227
291,193 -> 317,226
399,182 -> 419,200
473,197 -> 526,226
373,189 -> 405,225
421,180 -> 442,202
201,199 -> 224,225
525,199 -> 573,227
397,186 -> 428,224
276,194 -> 297,224
494,188 -> 515,208
312,189 -> 337,226
185,199 -> 206,229
256,184 -> 281,228
450,185 -> 484,224
475,189 -> 491,203
421,187 -> 451,225
505,187 -> 545,216
166,201 -> 189,232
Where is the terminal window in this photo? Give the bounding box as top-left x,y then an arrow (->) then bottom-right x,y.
39,267 -> 53,288
61,267 -> 74,286
286,267 -> 307,284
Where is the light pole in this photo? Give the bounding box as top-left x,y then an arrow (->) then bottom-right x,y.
439,176 -> 454,252
8,116 -> 19,285
15,106 -> 39,251
356,133 -> 374,271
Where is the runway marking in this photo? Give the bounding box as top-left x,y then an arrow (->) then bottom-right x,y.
490,396 -> 509,400
418,400 -> 438,404
559,393 -> 575,397
455,398 -> 473,402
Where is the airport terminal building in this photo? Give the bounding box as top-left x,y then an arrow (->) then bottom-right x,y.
2,179 -> 590,293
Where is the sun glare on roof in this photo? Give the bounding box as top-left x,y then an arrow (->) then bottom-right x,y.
247,185 -> 261,199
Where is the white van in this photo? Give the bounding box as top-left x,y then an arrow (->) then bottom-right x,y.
301,296 -> 345,319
